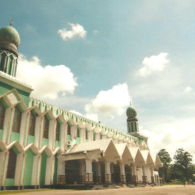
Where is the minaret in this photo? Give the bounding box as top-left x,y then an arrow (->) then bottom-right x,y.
0,22 -> 20,77
126,106 -> 139,134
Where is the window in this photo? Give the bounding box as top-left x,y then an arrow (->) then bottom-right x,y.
100,134 -> 103,139
12,107 -> 22,133
0,101 -> 5,129
43,116 -> 49,138
29,112 -> 36,136
77,127 -> 80,138
67,124 -> 71,136
85,129 -> 88,140
56,121 -> 60,141
7,149 -> 17,178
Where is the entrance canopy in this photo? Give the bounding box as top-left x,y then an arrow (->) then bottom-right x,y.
115,143 -> 133,164
62,139 -> 120,162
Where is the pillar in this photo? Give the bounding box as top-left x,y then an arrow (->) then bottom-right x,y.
15,153 -> 24,186
131,163 -> 137,185
45,156 -> 54,185
57,157 -> 65,185
31,154 -> 41,186
80,160 -> 85,184
0,152 -> 8,189
120,162 -> 126,184
97,162 -> 101,184
105,161 -> 111,184
150,167 -> 154,184
85,159 -> 93,184
142,166 -> 147,184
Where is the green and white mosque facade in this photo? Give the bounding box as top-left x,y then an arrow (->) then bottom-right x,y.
0,25 -> 162,189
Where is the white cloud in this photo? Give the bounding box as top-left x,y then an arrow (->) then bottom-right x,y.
58,23 -> 87,41
184,86 -> 193,93
140,116 -> 195,162
85,83 -> 131,120
70,110 -> 83,116
137,52 -> 169,77
16,55 -> 78,99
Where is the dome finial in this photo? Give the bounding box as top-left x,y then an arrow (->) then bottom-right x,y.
9,19 -> 13,26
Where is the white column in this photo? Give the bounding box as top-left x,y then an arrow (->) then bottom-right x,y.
45,155 -> 54,185
57,156 -> 65,184
80,160 -> 85,183
19,112 -> 28,146
85,159 -> 93,183
96,133 -> 100,140
105,161 -> 111,184
31,154 -> 41,186
131,163 -> 137,184
6,107 -> 14,144
71,125 -> 77,140
150,167 -> 154,183
14,153 -> 23,186
20,153 -> 26,187
23,112 -> 30,147
0,152 -> 7,187
142,165 -> 147,183
80,128 -> 85,142
97,162 -> 101,183
120,162 -> 126,183
48,120 -> 55,149
60,123 -> 66,152
3,107 -> 12,143
34,117 -> 42,148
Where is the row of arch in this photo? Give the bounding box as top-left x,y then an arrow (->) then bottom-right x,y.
0,89 -> 147,153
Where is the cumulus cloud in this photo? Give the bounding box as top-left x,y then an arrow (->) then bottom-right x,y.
137,52 -> 169,77
140,116 -> 195,162
17,55 -> 78,99
184,86 -> 193,93
85,83 -> 131,121
70,110 -> 83,116
58,23 -> 87,41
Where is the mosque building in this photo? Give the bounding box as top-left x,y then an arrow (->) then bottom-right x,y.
0,24 -> 162,190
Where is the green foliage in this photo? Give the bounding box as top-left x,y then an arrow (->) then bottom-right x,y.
158,149 -> 172,182
169,179 -> 183,185
158,148 -> 194,183
173,148 -> 193,182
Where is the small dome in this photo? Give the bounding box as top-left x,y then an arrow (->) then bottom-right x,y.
126,106 -> 137,118
0,26 -> 20,55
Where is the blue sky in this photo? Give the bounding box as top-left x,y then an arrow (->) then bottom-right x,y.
1,0 -> 195,161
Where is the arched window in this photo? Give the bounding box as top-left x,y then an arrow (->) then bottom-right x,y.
43,116 -> 49,138
0,52 -> 7,71
0,101 -> 5,129
56,121 -> 60,141
7,149 -> 17,178
29,112 -> 36,136
86,129 -> 88,140
12,106 -> 22,133
77,127 -> 80,138
67,123 -> 71,136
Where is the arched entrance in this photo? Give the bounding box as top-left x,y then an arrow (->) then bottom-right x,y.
125,165 -> 131,183
111,163 -> 121,184
66,160 -> 81,184
92,161 -> 98,184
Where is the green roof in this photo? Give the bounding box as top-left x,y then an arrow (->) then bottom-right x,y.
0,26 -> 20,46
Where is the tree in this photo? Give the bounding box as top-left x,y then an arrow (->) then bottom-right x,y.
158,149 -> 172,182
173,148 -> 193,182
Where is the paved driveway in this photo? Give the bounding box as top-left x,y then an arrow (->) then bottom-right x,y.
1,185 -> 195,195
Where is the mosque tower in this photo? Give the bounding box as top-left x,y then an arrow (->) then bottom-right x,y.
126,106 -> 139,134
0,23 -> 20,77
